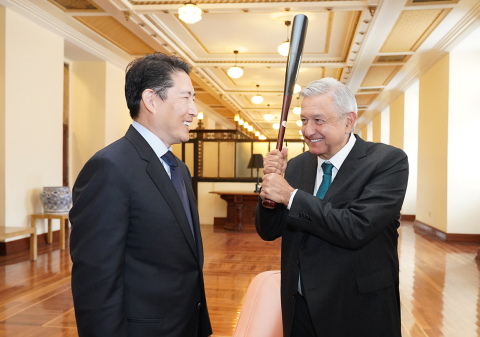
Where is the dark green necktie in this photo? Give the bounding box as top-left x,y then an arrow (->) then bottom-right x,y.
316,162 -> 334,200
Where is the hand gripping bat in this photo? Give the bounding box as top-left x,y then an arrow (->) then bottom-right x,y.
262,14 -> 308,209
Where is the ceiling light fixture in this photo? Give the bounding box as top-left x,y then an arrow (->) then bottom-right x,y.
255,131 -> 260,136
248,126 -> 253,132
273,123 -> 280,130
264,104 -> 273,121
251,84 -> 263,104
259,135 -> 267,140
234,114 -> 240,121
244,122 -> 249,129
227,50 -> 243,79
278,20 -> 291,57
178,2 -> 202,24
238,119 -> 244,125
294,84 -> 301,94
296,120 -> 302,127
293,96 -> 301,115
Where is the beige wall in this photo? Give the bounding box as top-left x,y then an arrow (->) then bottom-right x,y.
1,8 -> 64,233
389,93 -> 405,150
447,51 -> 480,234
360,127 -> 368,141
105,62 -> 131,145
372,113 -> 381,143
70,62 -> 107,182
70,61 -> 131,183
0,9 -> 6,227
417,54 -> 449,232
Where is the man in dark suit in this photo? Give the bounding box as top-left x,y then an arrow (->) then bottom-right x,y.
256,77 -> 408,337
69,53 -> 212,337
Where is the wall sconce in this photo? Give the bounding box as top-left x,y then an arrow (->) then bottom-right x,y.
197,111 -> 204,129
227,50 -> 243,79
251,84 -> 263,104
178,2 -> 202,24
278,20 -> 291,57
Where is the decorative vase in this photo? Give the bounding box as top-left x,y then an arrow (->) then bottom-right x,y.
40,186 -> 72,213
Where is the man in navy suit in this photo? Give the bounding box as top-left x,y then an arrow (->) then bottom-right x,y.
70,53 -> 212,337
256,78 -> 408,337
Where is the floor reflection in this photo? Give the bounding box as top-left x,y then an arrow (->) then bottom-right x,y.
0,222 -> 480,336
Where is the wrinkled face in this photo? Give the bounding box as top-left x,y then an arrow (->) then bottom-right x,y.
152,71 -> 197,148
301,94 -> 355,160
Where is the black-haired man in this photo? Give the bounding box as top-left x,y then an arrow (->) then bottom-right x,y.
70,53 -> 212,337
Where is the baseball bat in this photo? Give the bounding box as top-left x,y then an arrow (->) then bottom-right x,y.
262,14 -> 308,209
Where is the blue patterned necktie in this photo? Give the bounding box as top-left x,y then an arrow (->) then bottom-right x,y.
316,162 -> 334,200
161,151 -> 195,240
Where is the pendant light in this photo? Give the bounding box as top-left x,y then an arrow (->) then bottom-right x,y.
293,96 -> 301,115
251,84 -> 263,104
227,50 -> 243,79
264,104 -> 273,121
178,2 -> 202,24
278,21 -> 291,57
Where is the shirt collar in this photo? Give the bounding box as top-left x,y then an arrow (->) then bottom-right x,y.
132,121 -> 171,158
317,133 -> 356,171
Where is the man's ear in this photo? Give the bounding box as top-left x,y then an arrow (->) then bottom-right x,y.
345,111 -> 357,133
141,89 -> 156,114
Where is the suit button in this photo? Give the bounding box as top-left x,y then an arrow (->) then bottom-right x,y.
291,292 -> 295,299
197,303 -> 201,310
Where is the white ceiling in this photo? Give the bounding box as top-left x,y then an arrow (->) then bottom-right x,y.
3,0 -> 480,139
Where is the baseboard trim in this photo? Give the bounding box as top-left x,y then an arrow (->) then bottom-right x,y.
400,214 -> 415,221
0,225 -> 69,255
413,220 -> 480,243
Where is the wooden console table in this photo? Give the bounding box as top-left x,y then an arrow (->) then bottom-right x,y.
31,213 -> 69,250
210,191 -> 259,231
0,226 -> 37,260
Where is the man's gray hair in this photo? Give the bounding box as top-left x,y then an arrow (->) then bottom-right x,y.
300,77 -> 357,129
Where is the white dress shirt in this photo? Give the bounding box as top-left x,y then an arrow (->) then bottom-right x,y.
132,121 -> 173,177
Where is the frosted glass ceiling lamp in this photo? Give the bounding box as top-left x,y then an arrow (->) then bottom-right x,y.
278,21 -> 291,57
244,122 -> 249,129
248,126 -> 253,132
238,119 -> 244,125
294,84 -> 301,94
251,84 -> 263,104
293,96 -> 301,115
227,50 -> 243,79
264,114 -> 273,121
234,114 -> 240,121
178,2 -> 202,24
273,123 -> 280,130
296,120 -> 302,127
255,131 -> 260,137
259,135 -> 267,140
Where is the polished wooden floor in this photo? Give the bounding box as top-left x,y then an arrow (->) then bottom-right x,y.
0,221 -> 479,337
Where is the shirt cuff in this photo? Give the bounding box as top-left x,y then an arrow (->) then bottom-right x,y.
287,189 -> 298,210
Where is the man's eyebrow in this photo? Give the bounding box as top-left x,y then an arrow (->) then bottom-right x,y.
180,90 -> 195,96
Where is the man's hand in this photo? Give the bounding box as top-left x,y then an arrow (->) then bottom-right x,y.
260,173 -> 295,206
263,147 -> 288,176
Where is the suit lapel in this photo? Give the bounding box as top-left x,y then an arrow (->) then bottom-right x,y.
181,167 -> 204,265
323,135 -> 367,201
125,126 -> 199,261
295,152 -> 318,194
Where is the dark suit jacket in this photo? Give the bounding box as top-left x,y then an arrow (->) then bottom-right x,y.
70,126 -> 212,337
256,135 -> 408,337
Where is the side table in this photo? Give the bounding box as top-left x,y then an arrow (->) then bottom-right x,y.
31,213 -> 69,250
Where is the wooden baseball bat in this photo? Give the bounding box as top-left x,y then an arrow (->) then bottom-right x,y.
262,14 -> 308,209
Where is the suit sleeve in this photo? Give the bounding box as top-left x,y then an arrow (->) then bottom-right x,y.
288,149 -> 408,250
69,155 -> 130,337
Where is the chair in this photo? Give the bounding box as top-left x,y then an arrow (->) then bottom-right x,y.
232,270 -> 283,337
